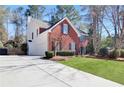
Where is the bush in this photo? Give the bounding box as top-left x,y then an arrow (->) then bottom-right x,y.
114,49 -> 120,58
108,49 -> 124,58
6,44 -> 13,49
98,48 -> 108,57
120,49 -> 124,57
56,51 -> 74,56
0,41 -> 4,48
45,51 -> 54,59
20,43 -> 27,54
108,50 -> 115,58
108,49 -> 120,58
4,40 -> 17,48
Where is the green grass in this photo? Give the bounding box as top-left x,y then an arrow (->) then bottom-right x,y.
60,57 -> 124,85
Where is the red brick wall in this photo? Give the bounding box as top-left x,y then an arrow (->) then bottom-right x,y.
48,19 -> 80,54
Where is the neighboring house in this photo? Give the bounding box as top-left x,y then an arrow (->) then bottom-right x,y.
27,17 -> 88,56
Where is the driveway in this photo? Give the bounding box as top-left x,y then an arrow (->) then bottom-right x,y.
0,56 -> 123,87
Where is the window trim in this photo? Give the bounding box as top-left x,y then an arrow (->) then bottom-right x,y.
32,32 -> 34,39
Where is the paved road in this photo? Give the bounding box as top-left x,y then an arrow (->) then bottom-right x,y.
0,56 -> 123,87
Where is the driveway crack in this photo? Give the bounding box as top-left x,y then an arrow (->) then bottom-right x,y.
35,65 -> 72,87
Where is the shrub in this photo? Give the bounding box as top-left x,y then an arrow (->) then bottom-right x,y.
114,49 -> 120,58
0,41 -> 4,48
120,49 -> 124,57
108,50 -> 114,58
108,49 -> 120,58
108,50 -> 115,58
56,51 -> 74,56
6,44 -> 13,49
45,51 -> 54,59
20,43 -> 27,54
98,48 -> 108,57
5,40 -> 17,48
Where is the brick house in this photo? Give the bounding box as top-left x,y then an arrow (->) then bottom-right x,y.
27,17 -> 88,56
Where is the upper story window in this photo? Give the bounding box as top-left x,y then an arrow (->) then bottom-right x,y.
62,24 -> 69,34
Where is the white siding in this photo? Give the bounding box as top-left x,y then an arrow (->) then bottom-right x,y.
27,17 -> 50,41
28,31 -> 48,56
27,17 -> 50,56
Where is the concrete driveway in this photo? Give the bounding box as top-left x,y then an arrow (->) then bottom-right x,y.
0,56 -> 123,87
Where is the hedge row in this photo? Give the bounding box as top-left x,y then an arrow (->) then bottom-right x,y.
98,48 -> 124,58
45,51 -> 75,59
56,51 -> 74,56
45,51 -> 54,59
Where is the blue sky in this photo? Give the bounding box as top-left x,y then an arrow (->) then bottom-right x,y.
5,5 -> 83,38
6,5 -> 57,38
5,5 -> 110,38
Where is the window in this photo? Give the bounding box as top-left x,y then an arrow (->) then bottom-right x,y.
62,24 -> 68,34
69,43 -> 71,50
32,32 -> 34,39
52,41 -> 55,51
37,29 -> 38,36
69,42 -> 75,50
60,42 -> 62,50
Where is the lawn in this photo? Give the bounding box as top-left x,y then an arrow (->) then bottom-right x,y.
60,57 -> 124,85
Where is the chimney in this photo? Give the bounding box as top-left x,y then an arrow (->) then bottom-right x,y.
27,16 -> 32,23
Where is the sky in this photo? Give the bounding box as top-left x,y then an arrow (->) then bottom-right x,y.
5,5 -> 83,38
5,5 -> 110,39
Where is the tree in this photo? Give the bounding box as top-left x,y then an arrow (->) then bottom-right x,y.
83,6 -> 106,55
101,36 -> 113,48
0,6 -> 8,45
27,5 -> 45,19
10,7 -> 25,46
86,24 -> 94,54
82,5 -> 124,56
0,41 -> 4,48
50,5 -> 81,25
0,6 -> 8,30
25,9 -> 31,32
104,5 -> 124,56
0,28 -> 8,44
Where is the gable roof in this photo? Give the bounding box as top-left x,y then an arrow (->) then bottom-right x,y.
77,29 -> 88,36
28,17 -> 51,29
47,17 -> 81,37
29,17 -> 87,37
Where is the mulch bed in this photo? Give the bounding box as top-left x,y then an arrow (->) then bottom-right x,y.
116,58 -> 124,61
84,55 -> 124,62
42,55 -> 124,62
50,56 -> 72,61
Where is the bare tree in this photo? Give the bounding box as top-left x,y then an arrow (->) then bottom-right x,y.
0,6 -> 8,44
83,6 -> 106,55
104,5 -> 124,56
10,7 -> 25,46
